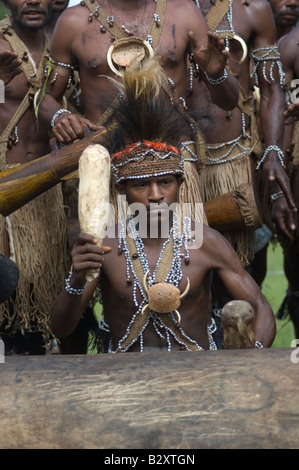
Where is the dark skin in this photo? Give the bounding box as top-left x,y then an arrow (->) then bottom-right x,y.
273,25 -> 299,242
284,99 -> 299,124
50,174 -> 276,350
268,0 -> 299,240
277,26 -> 299,337
0,0 -> 52,168
43,0 -> 69,40
37,0 -> 239,144
270,0 -> 299,41
188,0 -> 297,214
0,0 -> 52,257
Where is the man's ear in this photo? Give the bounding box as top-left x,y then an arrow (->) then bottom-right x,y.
115,182 -> 126,195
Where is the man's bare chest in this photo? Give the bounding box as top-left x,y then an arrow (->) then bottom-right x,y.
72,15 -> 186,76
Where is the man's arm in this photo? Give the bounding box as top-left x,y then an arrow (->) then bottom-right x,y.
206,228 -> 276,347
270,29 -> 299,239
50,233 -> 111,338
282,29 -> 299,124
251,0 -> 296,212
187,14 -> 239,111
38,8 -> 100,144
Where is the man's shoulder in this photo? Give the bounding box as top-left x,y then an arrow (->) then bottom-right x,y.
234,0 -> 274,21
190,221 -> 223,247
55,4 -> 89,29
167,0 -> 203,19
278,27 -> 299,64
243,0 -> 273,19
279,26 -> 299,46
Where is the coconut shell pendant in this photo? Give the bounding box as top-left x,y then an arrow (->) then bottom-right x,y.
141,271 -> 190,324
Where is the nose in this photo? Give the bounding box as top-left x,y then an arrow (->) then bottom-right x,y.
26,0 -> 41,5
148,182 -> 164,203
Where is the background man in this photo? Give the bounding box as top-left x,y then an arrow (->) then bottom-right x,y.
186,0 -> 297,310
0,0 -> 69,354
37,0 -> 239,144
276,23 -> 299,337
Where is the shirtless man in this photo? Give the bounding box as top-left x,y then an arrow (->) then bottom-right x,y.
182,0 -> 297,310
0,0 -> 69,354
37,0 -> 239,144
50,139 -> 276,351
269,0 -> 299,240
188,0 -> 296,263
276,25 -> 299,337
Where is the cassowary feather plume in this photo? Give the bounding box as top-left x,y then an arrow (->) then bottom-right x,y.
105,55 -> 192,154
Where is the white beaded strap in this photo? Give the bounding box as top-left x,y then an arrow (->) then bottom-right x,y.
270,191 -> 284,203
65,272 -> 87,295
254,340 -> 264,349
51,108 -> 71,128
203,68 -> 228,85
256,145 -> 285,170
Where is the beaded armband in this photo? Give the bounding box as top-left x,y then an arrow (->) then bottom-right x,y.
51,108 -> 71,128
256,145 -> 285,170
254,341 -> 264,349
44,57 -> 75,89
65,272 -> 87,295
250,45 -> 285,87
203,68 -> 228,85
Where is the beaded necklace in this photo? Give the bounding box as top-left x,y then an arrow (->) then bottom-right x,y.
82,0 -> 190,108
113,214 -> 217,352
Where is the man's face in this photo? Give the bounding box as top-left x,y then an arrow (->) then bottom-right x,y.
117,174 -> 183,230
51,0 -> 69,14
269,0 -> 299,27
6,0 -> 52,30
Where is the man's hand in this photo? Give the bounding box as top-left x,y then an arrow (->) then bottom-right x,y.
53,113 -> 103,144
188,30 -> 228,77
71,233 -> 111,285
284,99 -> 299,125
271,197 -> 296,242
0,50 -> 22,85
262,157 -> 297,213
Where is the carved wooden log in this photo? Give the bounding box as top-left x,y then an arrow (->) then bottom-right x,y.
0,349 -> 298,449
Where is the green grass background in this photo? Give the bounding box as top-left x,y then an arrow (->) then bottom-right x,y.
262,244 -> 294,348
0,2 -> 8,19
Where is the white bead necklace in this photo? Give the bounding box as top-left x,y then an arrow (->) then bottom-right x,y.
112,214 -> 217,352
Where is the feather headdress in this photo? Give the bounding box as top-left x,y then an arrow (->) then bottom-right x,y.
105,55 -> 192,182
